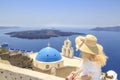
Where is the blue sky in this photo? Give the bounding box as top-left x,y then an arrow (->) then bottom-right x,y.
0,0 -> 120,27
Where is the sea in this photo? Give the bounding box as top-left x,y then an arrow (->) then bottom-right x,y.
0,27 -> 120,79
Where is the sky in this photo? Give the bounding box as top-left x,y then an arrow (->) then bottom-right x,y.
0,0 -> 120,28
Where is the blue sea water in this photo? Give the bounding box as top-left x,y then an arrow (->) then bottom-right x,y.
0,27 -> 120,79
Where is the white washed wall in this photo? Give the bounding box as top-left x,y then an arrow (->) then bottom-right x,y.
0,63 -> 64,80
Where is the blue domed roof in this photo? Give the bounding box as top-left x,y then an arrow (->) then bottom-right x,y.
36,47 -> 62,62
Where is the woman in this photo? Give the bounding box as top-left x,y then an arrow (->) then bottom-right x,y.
66,34 -> 107,80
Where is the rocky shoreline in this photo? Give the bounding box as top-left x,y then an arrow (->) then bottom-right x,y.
0,48 -> 33,68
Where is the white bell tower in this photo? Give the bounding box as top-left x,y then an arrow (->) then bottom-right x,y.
62,38 -> 74,58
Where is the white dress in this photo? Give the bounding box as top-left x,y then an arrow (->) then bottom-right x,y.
79,59 -> 101,80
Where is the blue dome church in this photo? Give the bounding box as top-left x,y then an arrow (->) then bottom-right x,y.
33,44 -> 64,71
36,47 -> 62,62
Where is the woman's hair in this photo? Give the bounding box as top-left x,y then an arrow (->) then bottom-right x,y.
94,52 -> 108,67
82,51 -> 108,67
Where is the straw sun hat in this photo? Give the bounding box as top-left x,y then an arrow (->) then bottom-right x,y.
75,34 -> 103,55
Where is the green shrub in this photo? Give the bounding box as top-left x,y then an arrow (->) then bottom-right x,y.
0,48 -> 9,53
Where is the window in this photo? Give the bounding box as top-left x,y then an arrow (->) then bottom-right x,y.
66,42 -> 68,45
58,64 -> 60,68
46,65 -> 49,69
68,50 -> 70,53
64,49 -> 66,53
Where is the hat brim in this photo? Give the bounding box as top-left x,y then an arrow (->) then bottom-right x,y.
79,43 -> 103,55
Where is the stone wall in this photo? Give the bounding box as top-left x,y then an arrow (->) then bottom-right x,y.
0,63 -> 64,80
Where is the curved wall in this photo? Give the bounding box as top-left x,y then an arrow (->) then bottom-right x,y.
0,63 -> 64,80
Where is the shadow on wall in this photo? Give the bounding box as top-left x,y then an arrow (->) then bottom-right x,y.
56,66 -> 76,78
33,66 -> 77,78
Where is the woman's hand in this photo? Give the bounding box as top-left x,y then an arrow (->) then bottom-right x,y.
71,71 -> 78,76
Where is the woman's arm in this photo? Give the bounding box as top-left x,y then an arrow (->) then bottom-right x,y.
75,75 -> 91,80
76,68 -> 83,74
71,67 -> 83,75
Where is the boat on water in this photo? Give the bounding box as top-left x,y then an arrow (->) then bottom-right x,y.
0,43 -> 8,47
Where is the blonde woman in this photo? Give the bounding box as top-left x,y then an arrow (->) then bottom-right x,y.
67,34 -> 107,80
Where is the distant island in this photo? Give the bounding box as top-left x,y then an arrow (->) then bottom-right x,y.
0,26 -> 19,29
91,26 -> 120,31
5,29 -> 85,39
